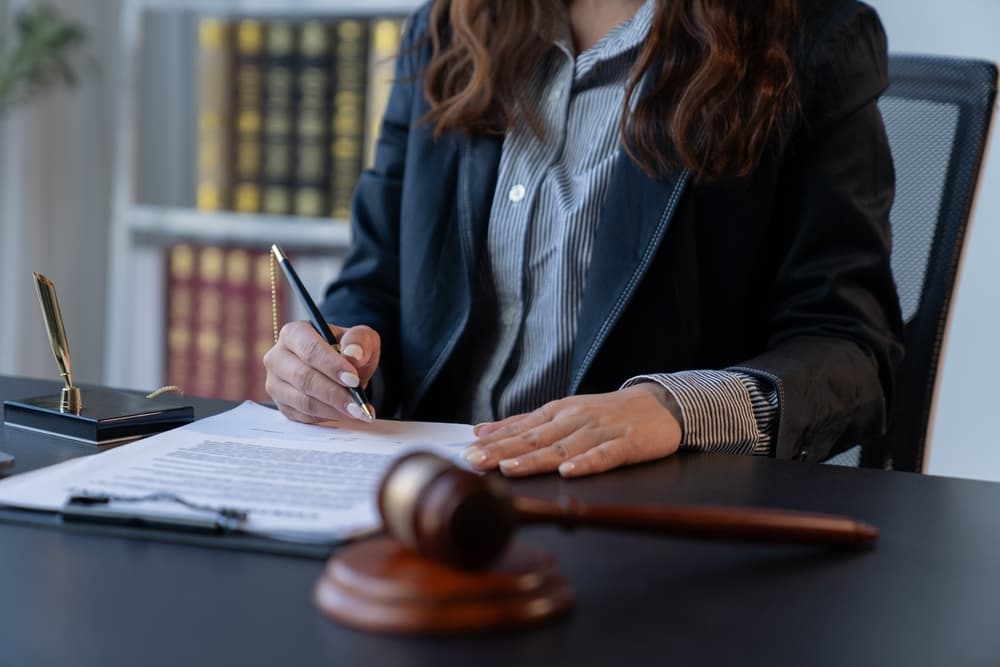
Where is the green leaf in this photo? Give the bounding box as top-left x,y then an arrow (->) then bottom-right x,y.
0,2 -> 87,113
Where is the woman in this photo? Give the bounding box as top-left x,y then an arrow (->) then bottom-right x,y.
263,0 -> 903,478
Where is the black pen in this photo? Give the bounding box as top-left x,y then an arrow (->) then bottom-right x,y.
271,244 -> 376,422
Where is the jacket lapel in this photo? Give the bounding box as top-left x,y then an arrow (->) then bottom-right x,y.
456,132 -> 503,280
407,131 -> 502,413
569,154 -> 690,394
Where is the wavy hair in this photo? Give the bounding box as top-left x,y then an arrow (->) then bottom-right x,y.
422,0 -> 800,181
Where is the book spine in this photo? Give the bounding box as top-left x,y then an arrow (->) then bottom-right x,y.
232,18 -> 266,214
195,17 -> 232,211
330,18 -> 369,221
364,18 -> 403,170
293,20 -> 334,218
191,246 -> 226,398
262,20 -> 298,216
165,244 -> 196,392
220,248 -> 252,401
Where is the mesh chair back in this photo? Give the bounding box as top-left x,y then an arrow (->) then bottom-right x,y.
862,56 -> 997,471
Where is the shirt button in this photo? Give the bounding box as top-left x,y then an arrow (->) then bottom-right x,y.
508,184 -> 526,203
548,87 -> 562,103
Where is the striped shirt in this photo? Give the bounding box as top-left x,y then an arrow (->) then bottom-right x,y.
464,1 -> 778,456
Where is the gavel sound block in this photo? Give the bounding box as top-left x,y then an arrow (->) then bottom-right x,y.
314,452 -> 878,635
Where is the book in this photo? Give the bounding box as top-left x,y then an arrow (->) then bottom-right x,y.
219,248 -> 252,401
364,17 -> 403,170
294,20 -> 334,218
190,246 -> 226,398
165,244 -> 196,392
195,17 -> 232,211
232,18 -> 266,214
262,20 -> 298,216
330,18 -> 369,220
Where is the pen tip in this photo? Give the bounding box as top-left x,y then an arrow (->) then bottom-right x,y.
361,404 -> 376,422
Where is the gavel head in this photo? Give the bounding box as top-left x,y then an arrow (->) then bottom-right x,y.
377,451 -> 516,570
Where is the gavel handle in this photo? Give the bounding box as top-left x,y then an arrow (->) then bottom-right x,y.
512,496 -> 877,546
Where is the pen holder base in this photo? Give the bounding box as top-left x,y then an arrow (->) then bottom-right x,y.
314,536 -> 574,635
3,388 -> 194,446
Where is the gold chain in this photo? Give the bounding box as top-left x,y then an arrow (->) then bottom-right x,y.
146,385 -> 184,399
270,250 -> 280,344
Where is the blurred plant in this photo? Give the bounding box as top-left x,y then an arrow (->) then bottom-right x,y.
0,3 -> 86,114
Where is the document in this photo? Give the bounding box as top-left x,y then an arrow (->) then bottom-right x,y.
0,402 -> 475,543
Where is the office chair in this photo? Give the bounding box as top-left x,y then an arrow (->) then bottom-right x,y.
851,56 -> 998,472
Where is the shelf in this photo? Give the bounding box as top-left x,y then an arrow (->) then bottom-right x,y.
135,0 -> 423,14
108,0 -> 408,389
127,205 -> 352,253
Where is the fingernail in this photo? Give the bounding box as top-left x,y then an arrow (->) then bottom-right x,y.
346,402 -> 364,420
342,344 -> 364,362
558,461 -> 576,476
499,458 -> 519,472
462,448 -> 487,466
339,371 -> 360,388
472,422 -> 489,435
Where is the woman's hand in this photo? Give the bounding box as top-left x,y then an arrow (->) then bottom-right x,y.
263,320 -> 381,423
462,383 -> 683,478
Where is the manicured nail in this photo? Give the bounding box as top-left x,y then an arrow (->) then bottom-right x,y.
558,461 -> 576,476
342,344 -> 364,362
462,448 -> 487,466
339,371 -> 360,388
499,458 -> 520,472
473,422 -> 488,435
346,402 -> 364,420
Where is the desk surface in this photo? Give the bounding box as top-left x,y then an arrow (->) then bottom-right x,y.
1,375 -> 999,666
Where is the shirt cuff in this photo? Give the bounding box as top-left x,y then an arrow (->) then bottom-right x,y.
621,370 -> 778,456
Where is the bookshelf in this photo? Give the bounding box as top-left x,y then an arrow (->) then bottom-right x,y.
105,0 -> 422,396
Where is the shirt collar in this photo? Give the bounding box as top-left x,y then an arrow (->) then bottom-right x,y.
554,0 -> 654,80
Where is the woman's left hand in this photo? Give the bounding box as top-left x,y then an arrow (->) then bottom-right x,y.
462,383 -> 684,478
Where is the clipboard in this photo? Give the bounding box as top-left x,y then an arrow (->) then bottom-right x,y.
0,401 -> 473,561
0,502 -> 357,560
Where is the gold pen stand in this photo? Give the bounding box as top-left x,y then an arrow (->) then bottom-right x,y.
60,386 -> 82,414
1,273 -> 194,446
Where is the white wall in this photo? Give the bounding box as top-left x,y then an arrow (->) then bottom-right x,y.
867,0 -> 1000,479
0,0 -> 118,385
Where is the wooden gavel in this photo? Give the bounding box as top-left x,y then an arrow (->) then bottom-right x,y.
378,451 -> 879,571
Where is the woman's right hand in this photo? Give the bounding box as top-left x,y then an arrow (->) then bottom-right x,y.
263,320 -> 381,423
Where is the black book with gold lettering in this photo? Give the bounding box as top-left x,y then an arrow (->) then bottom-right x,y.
262,20 -> 298,216
294,19 -> 334,218
231,18 -> 266,214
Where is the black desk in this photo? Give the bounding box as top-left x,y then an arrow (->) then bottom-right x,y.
1,375 -> 998,666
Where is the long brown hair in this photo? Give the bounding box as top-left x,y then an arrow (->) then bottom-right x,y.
423,0 -> 800,181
